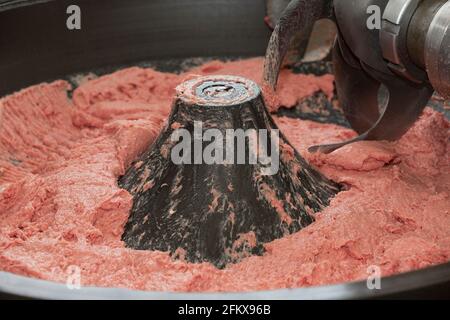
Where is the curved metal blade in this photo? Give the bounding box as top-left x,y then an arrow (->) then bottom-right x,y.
309,39 -> 434,154
332,37 -> 382,134
263,1 -> 433,154
263,0 -> 330,89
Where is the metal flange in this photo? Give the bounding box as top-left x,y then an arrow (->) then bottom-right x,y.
425,1 -> 450,99
380,0 -> 428,83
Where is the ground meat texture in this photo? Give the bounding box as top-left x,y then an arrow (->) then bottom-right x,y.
0,58 -> 448,292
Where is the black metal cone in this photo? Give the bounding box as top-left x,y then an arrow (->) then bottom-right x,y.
119,75 -> 340,268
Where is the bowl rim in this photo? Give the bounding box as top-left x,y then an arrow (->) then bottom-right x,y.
1,262 -> 450,299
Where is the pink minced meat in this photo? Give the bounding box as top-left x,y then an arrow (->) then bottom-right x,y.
0,58 -> 449,292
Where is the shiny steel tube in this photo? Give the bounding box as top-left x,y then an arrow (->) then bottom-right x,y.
424,1 -> 450,99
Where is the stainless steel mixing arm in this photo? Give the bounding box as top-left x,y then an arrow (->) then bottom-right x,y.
264,0 -> 450,153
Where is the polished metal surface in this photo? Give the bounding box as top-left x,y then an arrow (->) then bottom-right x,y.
425,1 -> 450,99
406,0 -> 446,69
380,0 -> 427,82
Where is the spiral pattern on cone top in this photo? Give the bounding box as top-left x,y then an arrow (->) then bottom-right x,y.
176,75 -> 260,107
